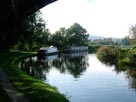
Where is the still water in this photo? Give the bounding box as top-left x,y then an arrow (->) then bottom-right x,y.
19,53 -> 136,102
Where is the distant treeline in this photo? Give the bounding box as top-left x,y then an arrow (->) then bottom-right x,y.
10,10 -> 136,52
11,11 -> 89,51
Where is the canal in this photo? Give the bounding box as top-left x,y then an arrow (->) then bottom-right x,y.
19,53 -> 136,102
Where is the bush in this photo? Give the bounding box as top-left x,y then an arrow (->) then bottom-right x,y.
128,47 -> 136,64
96,46 -> 119,63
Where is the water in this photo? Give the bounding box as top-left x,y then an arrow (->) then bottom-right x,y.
19,53 -> 136,102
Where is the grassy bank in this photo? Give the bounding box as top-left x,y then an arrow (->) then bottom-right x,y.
0,51 -> 68,102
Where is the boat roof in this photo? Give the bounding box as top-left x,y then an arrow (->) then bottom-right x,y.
39,46 -> 57,50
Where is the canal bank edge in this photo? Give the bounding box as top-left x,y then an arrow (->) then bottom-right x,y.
0,52 -> 68,102
0,67 -> 29,102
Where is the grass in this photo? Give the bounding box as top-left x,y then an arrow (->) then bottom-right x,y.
0,51 -> 68,102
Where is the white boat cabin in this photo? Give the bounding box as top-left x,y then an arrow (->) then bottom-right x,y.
38,46 -> 58,55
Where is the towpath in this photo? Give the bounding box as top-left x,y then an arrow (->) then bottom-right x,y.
0,57 -> 29,102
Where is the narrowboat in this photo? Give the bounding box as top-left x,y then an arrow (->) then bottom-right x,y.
64,46 -> 88,53
38,46 -> 58,55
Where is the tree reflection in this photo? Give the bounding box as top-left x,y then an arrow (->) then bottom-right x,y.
126,68 -> 136,90
19,52 -> 89,80
53,52 -> 89,78
97,56 -> 136,91
19,56 -> 49,80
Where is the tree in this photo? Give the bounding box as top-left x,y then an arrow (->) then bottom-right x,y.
13,10 -> 46,51
27,11 -> 46,50
50,27 -> 67,49
50,23 -> 89,50
33,29 -> 51,49
129,24 -> 136,44
67,23 -> 89,46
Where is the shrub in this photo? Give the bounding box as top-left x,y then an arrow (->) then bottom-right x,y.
96,46 -> 119,63
128,47 -> 136,64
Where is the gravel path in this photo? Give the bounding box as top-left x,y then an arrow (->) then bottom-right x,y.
0,67 -> 29,102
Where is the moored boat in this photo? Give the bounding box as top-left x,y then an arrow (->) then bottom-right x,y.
64,46 -> 88,53
38,46 -> 58,55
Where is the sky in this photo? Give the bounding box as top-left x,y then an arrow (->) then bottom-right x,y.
40,0 -> 136,38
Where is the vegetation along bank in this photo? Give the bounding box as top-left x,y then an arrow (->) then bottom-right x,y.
96,46 -> 136,69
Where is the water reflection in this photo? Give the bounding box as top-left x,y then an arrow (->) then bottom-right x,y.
19,54 -> 136,102
53,52 -> 89,78
97,55 -> 136,91
125,68 -> 136,91
19,56 -> 48,80
37,54 -> 58,62
19,51 -> 89,80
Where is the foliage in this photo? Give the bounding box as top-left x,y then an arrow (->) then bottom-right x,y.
122,24 -> 136,46
129,24 -> 136,44
33,29 -> 51,50
89,38 -> 116,46
66,23 -> 89,46
97,45 -> 136,68
50,27 -> 67,50
13,21 -> 89,51
12,10 -> 48,51
96,46 -> 119,63
128,47 -> 136,65
51,23 -> 89,50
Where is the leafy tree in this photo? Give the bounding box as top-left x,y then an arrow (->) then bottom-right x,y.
129,24 -> 136,44
67,23 -> 89,46
33,29 -> 51,49
13,10 -> 46,51
50,27 -> 67,49
26,11 -> 46,50
50,23 -> 89,50
130,25 -> 136,38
